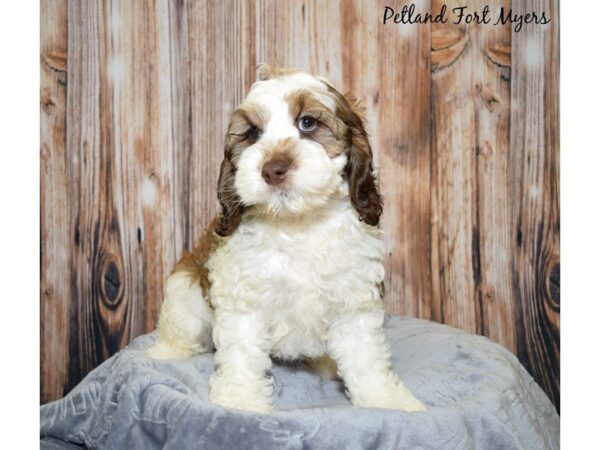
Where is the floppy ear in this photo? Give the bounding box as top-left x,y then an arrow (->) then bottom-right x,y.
338,92 -> 383,226
215,147 -> 244,236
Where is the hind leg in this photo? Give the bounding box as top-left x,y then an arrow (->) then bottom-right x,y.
147,271 -> 214,360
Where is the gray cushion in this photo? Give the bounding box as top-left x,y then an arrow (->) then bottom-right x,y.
40,315 -> 559,449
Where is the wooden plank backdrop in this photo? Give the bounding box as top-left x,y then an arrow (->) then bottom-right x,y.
41,0 -> 560,409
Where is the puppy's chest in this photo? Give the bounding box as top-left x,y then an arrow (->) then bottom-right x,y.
229,229 -> 358,294
208,215 -> 385,310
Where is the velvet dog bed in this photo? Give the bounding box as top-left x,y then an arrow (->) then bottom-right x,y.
40,315 -> 559,449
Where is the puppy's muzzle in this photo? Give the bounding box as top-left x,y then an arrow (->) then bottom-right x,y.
262,158 -> 290,186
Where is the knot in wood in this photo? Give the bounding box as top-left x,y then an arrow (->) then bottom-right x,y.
100,259 -> 123,309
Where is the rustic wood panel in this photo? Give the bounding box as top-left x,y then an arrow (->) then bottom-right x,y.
40,0 -> 69,403
510,0 -> 560,410
430,2 -> 479,336
432,1 -> 506,338
430,0 -> 515,347
375,0 -> 432,319
65,0 -> 136,393
41,0 -> 559,408
62,0 -> 182,395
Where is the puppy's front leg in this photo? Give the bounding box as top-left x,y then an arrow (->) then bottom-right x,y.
328,311 -> 426,412
209,310 -> 274,414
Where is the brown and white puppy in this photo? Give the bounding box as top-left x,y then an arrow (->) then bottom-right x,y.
147,64 -> 425,414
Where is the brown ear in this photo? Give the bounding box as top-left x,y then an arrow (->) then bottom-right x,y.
338,93 -> 383,226
215,149 -> 244,236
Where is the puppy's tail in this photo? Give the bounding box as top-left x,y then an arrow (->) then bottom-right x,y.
304,355 -> 340,381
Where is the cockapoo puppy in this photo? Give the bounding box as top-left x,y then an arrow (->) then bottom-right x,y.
147,64 -> 426,414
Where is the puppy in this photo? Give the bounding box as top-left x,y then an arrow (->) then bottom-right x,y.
147,64 -> 426,414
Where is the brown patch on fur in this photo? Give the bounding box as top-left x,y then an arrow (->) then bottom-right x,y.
285,89 -> 346,157
285,84 -> 383,225
311,122 -> 346,157
262,138 -> 298,187
286,90 -> 329,122
225,111 -> 251,159
216,103 -> 272,236
216,150 -> 243,236
265,137 -> 297,165
172,217 -> 223,299
304,355 -> 340,381
342,93 -> 368,125
226,104 -> 270,163
258,62 -> 303,80
233,103 -> 270,134
325,84 -> 383,226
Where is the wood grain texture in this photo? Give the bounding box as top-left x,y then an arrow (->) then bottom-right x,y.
510,0 -> 560,410
376,0 -> 433,319
431,0 -> 478,336
41,0 -> 560,408
40,0 -> 69,403
431,0 -> 515,347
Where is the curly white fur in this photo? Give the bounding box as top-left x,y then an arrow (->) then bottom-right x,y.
147,69 -> 425,414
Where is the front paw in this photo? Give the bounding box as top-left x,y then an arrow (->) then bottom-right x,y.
376,384 -> 427,412
209,375 -> 274,414
352,384 -> 427,412
210,391 -> 274,414
385,391 -> 427,412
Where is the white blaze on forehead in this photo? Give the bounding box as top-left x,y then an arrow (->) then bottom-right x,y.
246,73 -> 337,121
248,73 -> 326,97
247,93 -> 297,141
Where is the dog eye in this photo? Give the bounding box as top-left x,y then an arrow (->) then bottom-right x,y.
249,126 -> 262,140
297,117 -> 317,132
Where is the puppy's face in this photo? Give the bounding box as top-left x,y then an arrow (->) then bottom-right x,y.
216,66 -> 382,236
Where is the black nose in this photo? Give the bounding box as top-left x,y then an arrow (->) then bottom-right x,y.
262,159 -> 290,185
